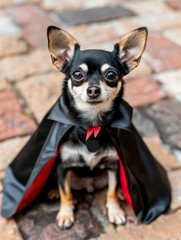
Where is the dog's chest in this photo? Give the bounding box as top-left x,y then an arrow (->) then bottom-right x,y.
60,142 -> 117,169
59,128 -> 118,170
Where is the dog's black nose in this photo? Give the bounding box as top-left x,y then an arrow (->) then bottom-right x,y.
87,86 -> 101,98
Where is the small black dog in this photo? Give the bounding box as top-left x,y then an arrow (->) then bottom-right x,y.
47,26 -> 148,229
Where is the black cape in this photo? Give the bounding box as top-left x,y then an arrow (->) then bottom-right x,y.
1,97 -> 171,223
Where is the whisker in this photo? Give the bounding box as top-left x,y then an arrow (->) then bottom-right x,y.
106,92 -> 114,101
69,93 -> 82,107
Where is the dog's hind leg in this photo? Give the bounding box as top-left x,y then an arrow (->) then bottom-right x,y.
56,164 -> 74,229
106,170 -> 126,225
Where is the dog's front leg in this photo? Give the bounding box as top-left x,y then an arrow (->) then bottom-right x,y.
56,164 -> 74,229
106,170 -> 126,225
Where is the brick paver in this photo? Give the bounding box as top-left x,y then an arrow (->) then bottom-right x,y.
68,20 -> 131,47
0,91 -> 36,141
169,169 -> 181,210
4,4 -> 57,48
144,99 -> 181,150
124,0 -> 172,16
0,0 -> 40,8
124,76 -> 168,107
0,50 -> 54,82
57,6 -> 135,26
0,14 -> 21,36
166,0 -> 181,10
16,72 -> 64,122
120,11 -> 181,31
0,78 -> 10,91
0,214 -> 23,240
164,28 -> 181,46
146,32 -> 181,72
0,36 -> 27,57
144,136 -> 181,171
155,69 -> 181,101
0,136 -> 29,172
0,0 -> 181,239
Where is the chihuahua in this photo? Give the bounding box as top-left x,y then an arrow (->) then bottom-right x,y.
47,26 -> 148,229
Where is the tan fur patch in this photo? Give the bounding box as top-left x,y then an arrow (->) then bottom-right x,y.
56,171 -> 74,228
79,63 -> 88,72
106,170 -> 126,225
101,63 -> 110,73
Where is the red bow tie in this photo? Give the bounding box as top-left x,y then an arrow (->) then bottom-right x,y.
86,126 -> 101,141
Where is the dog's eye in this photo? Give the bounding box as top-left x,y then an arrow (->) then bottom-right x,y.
72,70 -> 84,81
105,70 -> 119,81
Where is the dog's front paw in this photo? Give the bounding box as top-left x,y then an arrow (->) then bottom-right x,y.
56,205 -> 74,229
106,200 -> 126,225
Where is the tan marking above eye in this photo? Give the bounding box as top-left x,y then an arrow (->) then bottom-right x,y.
79,63 -> 88,72
101,64 -> 111,73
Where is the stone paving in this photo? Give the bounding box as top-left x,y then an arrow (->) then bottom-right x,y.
0,0 -> 181,239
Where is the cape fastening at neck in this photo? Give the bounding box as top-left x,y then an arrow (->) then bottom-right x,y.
86,126 -> 102,140
85,127 -> 102,153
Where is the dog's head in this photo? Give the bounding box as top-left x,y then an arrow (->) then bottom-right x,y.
47,26 -> 147,125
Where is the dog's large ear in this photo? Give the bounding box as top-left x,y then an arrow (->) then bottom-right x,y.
47,26 -> 79,69
116,27 -> 148,74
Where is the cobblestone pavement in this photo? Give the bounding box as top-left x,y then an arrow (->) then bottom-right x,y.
0,0 -> 181,239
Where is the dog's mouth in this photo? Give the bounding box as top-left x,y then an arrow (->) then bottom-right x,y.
87,100 -> 103,105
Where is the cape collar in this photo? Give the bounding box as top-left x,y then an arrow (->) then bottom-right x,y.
47,96 -> 133,131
